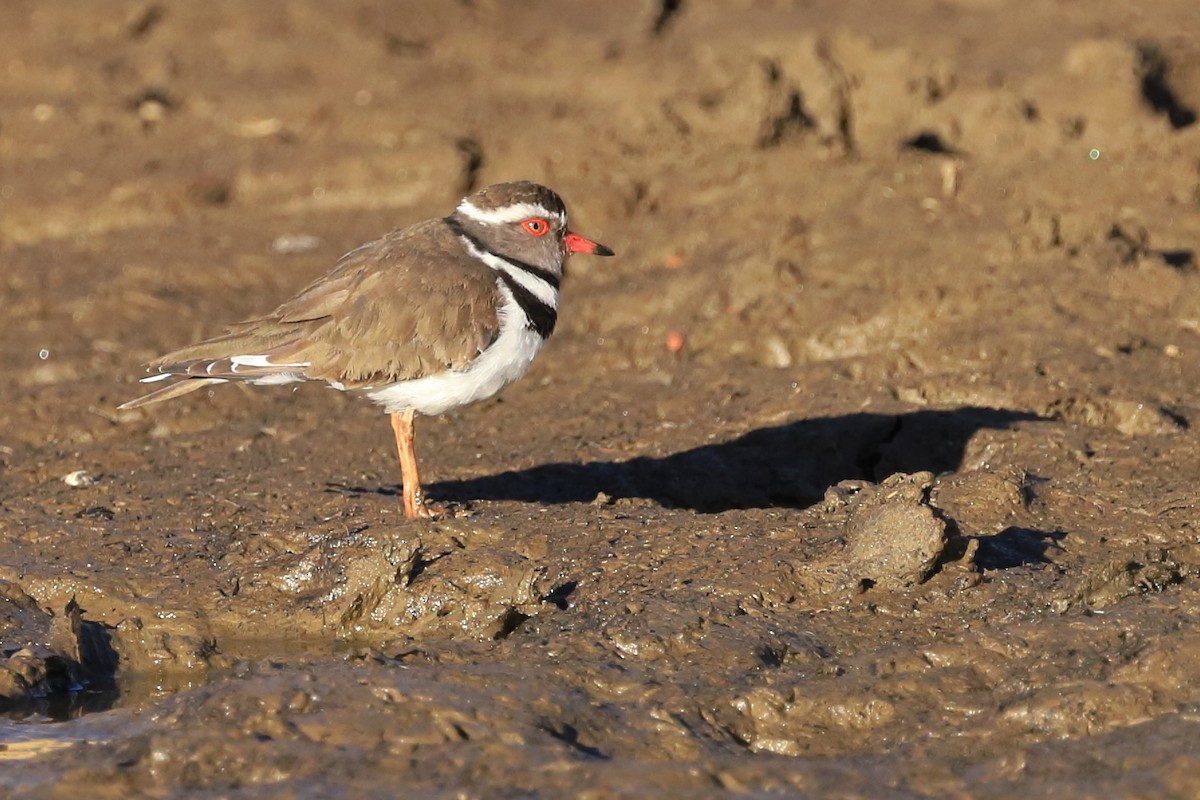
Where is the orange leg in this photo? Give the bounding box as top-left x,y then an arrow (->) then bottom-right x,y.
390,410 -> 440,519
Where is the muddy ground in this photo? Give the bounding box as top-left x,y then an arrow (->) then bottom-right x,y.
3,0 -> 1200,796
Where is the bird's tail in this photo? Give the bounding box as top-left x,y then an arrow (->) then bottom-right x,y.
117,377 -> 227,410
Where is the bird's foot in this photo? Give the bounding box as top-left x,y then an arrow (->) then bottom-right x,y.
404,487 -> 447,519
409,499 -> 446,519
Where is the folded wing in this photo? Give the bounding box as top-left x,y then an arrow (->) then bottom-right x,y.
119,219 -> 502,410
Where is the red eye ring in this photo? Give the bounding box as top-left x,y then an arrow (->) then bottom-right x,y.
522,218 -> 550,237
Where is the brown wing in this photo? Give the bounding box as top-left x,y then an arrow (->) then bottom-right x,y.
125,219 -> 502,404
272,220 -> 505,387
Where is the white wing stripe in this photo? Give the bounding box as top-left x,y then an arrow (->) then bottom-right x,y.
229,354 -> 310,369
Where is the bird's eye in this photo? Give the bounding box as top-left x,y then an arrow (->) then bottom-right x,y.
522,218 -> 550,236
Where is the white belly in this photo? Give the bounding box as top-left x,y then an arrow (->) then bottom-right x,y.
365,290 -> 545,416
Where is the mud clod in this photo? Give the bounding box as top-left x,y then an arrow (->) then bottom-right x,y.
819,472 -> 949,592
1,588 -> 117,707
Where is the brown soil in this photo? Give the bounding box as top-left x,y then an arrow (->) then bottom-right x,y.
4,1 -> 1200,796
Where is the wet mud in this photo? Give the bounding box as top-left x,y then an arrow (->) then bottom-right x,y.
3,1 -> 1200,796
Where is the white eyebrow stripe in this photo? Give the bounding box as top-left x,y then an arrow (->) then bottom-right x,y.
457,200 -> 558,225
458,236 -> 559,309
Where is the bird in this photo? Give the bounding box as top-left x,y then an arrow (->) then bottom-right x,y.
119,181 -> 614,518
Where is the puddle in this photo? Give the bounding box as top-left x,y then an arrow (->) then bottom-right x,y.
0,686 -> 119,764
2,686 -> 121,725
0,634 -> 365,763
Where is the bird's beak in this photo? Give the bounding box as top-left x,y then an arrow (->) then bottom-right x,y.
564,231 -> 615,257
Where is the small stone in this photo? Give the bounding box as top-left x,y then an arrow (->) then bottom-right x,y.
761,335 -> 792,368
138,99 -> 167,124
271,234 -> 322,254
62,470 -> 96,488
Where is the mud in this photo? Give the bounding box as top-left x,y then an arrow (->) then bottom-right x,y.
3,1 -> 1200,796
